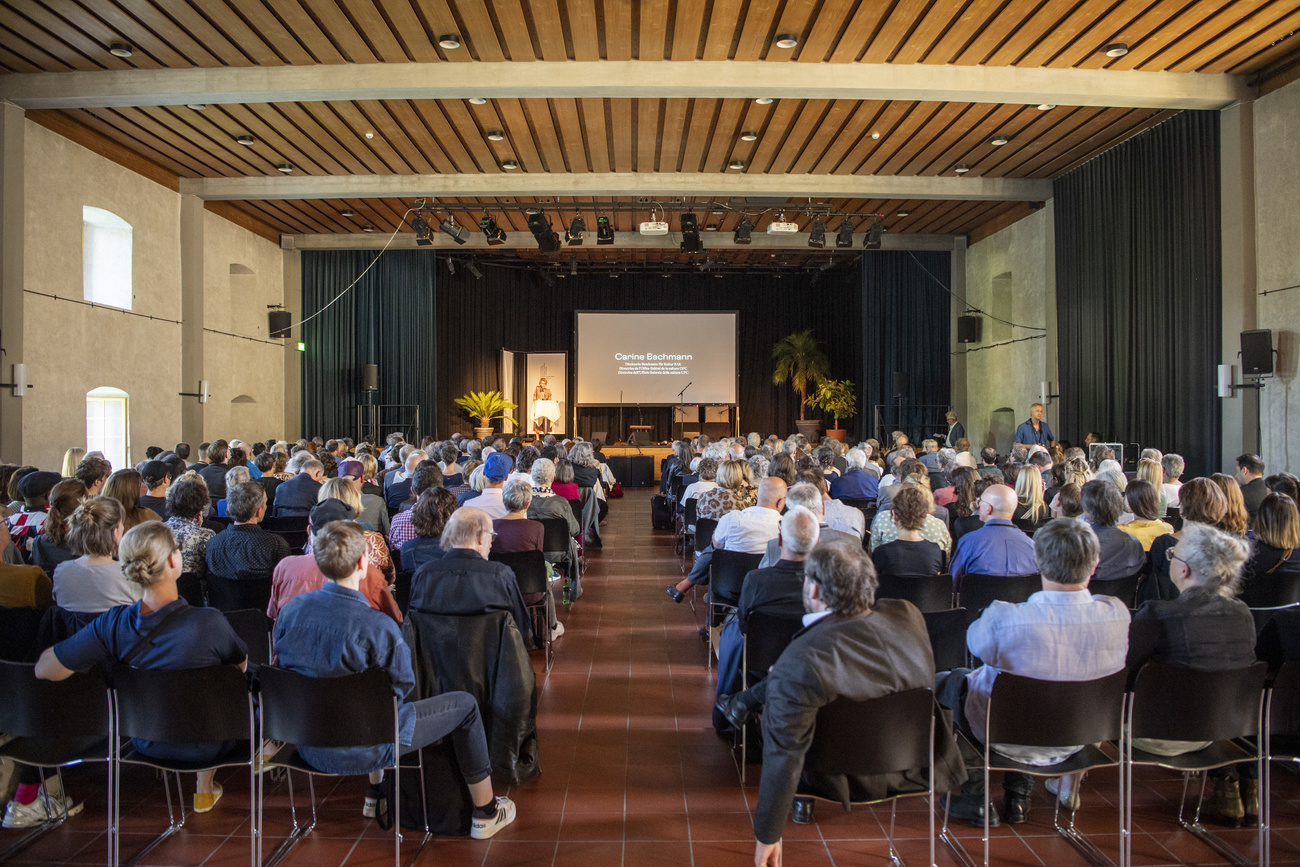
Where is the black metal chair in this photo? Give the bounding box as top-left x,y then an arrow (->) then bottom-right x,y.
1263,659 -> 1300,866
922,608 -> 969,672
1242,572 -> 1300,609
676,497 -> 698,567
489,549 -> 555,670
1167,505 -> 1183,531
393,569 -> 414,617
942,669 -> 1129,867
176,571 -> 206,607
693,517 -> 718,555
795,689 -> 939,866
735,611 -> 802,783
1125,662 -> 1268,867
263,515 -> 310,554
206,574 -> 273,613
954,573 -> 1041,622
1088,572 -> 1142,608
705,550 -> 763,669
538,516 -> 574,578
0,662 -> 112,862
110,663 -> 256,867
0,606 -> 43,662
223,608 -> 272,667
255,666 -> 430,867
875,572 -> 955,613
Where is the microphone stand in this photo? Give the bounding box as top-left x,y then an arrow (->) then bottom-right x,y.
619,390 -> 624,445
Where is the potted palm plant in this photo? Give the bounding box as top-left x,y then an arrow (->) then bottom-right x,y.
808,379 -> 858,442
453,390 -> 517,440
772,330 -> 830,440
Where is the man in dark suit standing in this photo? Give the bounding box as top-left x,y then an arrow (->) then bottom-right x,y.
945,412 -> 966,449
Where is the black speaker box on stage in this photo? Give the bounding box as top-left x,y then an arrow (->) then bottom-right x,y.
1241,329 -> 1274,375
606,455 -> 653,487
892,371 -> 910,397
957,315 -> 981,344
362,364 -> 379,391
269,310 -> 292,339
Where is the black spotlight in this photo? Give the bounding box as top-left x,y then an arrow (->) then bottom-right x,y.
865,219 -> 884,250
438,217 -> 469,244
411,214 -> 433,246
680,212 -> 702,254
479,214 -> 506,245
733,216 -> 753,245
836,219 -> 855,248
807,219 -> 826,248
465,259 -> 483,279
596,216 -> 614,245
527,212 -> 560,253
566,215 -> 585,245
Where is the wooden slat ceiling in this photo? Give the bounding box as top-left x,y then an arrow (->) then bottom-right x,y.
0,0 -> 1297,75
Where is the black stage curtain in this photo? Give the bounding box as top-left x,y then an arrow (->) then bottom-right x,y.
860,251 -> 953,442
1054,110 -> 1221,474
300,250 -> 437,440
433,263 -> 863,440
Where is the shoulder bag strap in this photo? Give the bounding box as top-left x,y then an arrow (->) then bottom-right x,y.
121,605 -> 192,666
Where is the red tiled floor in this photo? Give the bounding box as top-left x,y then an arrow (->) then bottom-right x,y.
11,488 -> 1300,865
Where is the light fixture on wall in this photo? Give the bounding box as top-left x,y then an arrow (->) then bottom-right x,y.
109,42 -> 133,57
527,212 -> 560,253
361,225 -> 376,232
340,209 -> 354,217
1037,103 -> 1056,111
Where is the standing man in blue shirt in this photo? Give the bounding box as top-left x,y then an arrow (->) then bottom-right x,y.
1013,402 -> 1055,450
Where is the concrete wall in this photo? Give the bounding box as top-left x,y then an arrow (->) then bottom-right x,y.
958,204 -> 1056,455
18,120 -> 284,471
1254,79 -> 1300,475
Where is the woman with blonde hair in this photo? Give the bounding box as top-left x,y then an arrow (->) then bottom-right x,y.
60,448 -> 85,480
103,469 -> 162,531
51,496 -> 137,613
36,521 -> 247,813
1211,474 -> 1250,537
315,477 -> 395,586
1137,458 -> 1168,516
696,459 -> 758,521
1013,464 -> 1050,535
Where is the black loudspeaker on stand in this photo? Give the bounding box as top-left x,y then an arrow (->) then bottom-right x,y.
362,364 -> 379,392
1241,329 -> 1274,375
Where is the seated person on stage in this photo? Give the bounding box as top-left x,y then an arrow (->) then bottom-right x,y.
947,485 -> 1037,580
205,482 -> 291,582
34,522 -> 247,819
714,506 -> 819,728
829,448 -> 879,503
793,471 -> 864,541
1127,523 -> 1256,826
469,453 -> 513,520
695,459 -> 757,521
272,457 -> 324,518
871,486 -> 946,578
271,521 -> 517,837
388,463 -> 446,550
757,482 -> 855,568
936,519 -> 1130,826
666,477 -> 787,603
735,542 -> 966,866
492,479 -> 562,641
398,487 -> 458,573
408,508 -> 532,645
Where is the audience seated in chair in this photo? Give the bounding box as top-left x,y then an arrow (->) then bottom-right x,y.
948,485 -> 1036,581
1243,493 -> 1300,587
1144,478 -> 1227,603
795,470 -> 865,541
315,479 -> 395,587
52,496 -> 140,614
272,457 -> 324,518
163,475 -> 215,577
667,477 -> 788,603
7,470 -> 60,556
205,482 -> 290,582
871,486 -> 947,578
758,482 -> 855,569
30,480 -> 86,576
397,487 -> 458,573
492,479 -> 562,641
388,463 -> 444,550
829,448 -> 879,502
1080,479 -> 1146,581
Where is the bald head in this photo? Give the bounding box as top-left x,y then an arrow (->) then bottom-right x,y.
757,477 -> 788,510
981,484 -> 1018,521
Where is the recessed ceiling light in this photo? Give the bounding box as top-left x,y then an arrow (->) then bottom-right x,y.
276,164 -> 293,173
468,97 -> 488,105
740,131 -> 758,142
991,134 -> 1009,146
755,97 -> 773,105
897,211 -> 909,217
340,209 -> 354,217
954,164 -> 970,174
235,134 -> 255,146
775,34 -> 798,49
502,159 -> 519,170
487,130 -> 505,141
362,225 -> 376,232
438,34 -> 461,49
109,42 -> 133,58
1038,103 -> 1056,111
186,104 -> 207,111
871,132 -> 881,139
364,131 -> 374,140
729,160 -> 745,170
1104,42 -> 1129,57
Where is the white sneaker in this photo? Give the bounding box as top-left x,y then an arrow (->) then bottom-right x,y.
1045,774 -> 1082,811
2,792 -> 83,829
549,622 -> 565,640
470,796 -> 517,840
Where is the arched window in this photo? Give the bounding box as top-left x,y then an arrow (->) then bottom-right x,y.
83,206 -> 133,309
86,387 -> 130,472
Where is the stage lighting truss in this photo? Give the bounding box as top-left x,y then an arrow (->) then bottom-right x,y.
479,214 -> 507,245
527,211 -> 561,253
836,219 -> 855,248
680,212 -> 702,254
566,214 -> 586,245
596,215 -> 614,245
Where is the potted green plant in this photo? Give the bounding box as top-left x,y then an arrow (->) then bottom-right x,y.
453,390 -> 517,440
772,330 -> 830,439
808,379 -> 858,442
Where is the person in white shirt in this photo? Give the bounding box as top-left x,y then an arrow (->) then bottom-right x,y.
681,459 -> 719,506
1162,453 -> 1185,508
666,477 -> 787,603
757,482 -> 858,568
471,453 -> 513,520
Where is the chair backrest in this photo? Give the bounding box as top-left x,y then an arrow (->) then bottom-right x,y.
1166,506 -> 1183,531
1269,659 -> 1300,740
694,518 -> 719,553
568,498 -> 583,522
1130,661 -> 1268,742
0,660 -> 109,739
956,573 -> 1041,621
803,688 -> 935,778
0,607 -> 43,662
876,573 -> 954,613
209,515 -> 233,529
922,608 -> 969,672
36,605 -> 98,653
710,550 -> 763,607
986,669 -> 1128,747
1253,604 -> 1300,671
744,611 -> 802,677
112,663 -> 252,743
1088,572 -> 1141,608
206,574 -> 273,613
1242,572 -> 1300,609
394,570 -> 413,616
177,571 -> 206,607
683,497 -> 698,526
256,666 -> 395,747
539,517 -> 571,556
263,515 -> 309,534
489,549 -> 549,595
223,608 -> 271,666
839,498 -> 876,510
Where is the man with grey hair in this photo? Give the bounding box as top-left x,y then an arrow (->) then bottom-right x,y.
936,518 -> 1130,826
744,541 -> 967,863
667,477 -> 788,602
1161,453 -> 1185,507
918,438 -> 942,472
272,457 -> 325,517
758,483 -> 857,568
829,447 -> 879,501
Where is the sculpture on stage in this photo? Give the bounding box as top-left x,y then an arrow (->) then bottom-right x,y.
532,377 -> 559,435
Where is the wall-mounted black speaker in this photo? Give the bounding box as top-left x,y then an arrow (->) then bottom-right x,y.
1241,329 -> 1274,375
362,364 -> 379,392
269,310 -> 292,339
892,371 -> 910,397
957,315 -> 981,344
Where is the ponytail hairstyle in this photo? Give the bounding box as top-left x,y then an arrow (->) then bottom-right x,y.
44,479 -> 89,546
118,521 -> 178,589
67,496 -> 125,558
